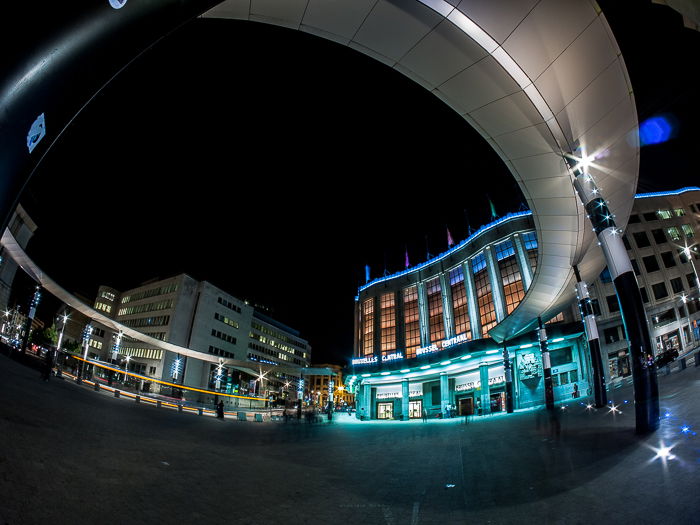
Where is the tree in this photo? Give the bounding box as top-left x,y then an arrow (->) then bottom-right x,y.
30,324 -> 58,348
63,340 -> 81,354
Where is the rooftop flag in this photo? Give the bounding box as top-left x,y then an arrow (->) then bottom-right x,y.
447,227 -> 455,248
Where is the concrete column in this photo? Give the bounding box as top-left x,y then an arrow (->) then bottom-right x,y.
463,262 -> 481,339
440,373 -> 450,417
503,342 -> 514,413
574,265 -> 607,408
485,247 -> 506,323
479,364 -> 490,415
417,281 -> 430,346
538,317 -> 555,410
512,233 -> 533,290
573,166 -> 659,434
402,379 -> 409,421
440,273 -> 455,339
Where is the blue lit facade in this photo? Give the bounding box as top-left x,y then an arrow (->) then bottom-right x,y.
351,213 -> 590,420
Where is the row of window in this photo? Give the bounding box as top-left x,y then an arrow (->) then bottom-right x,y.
248,341 -> 296,362
211,328 -> 236,345
118,299 -> 174,317
208,345 -> 234,359
100,290 -> 116,302
119,347 -> 164,360
248,332 -> 305,358
628,225 -> 695,249
362,235 -> 533,358
214,312 -> 239,329
250,321 -> 307,350
629,207 -> 692,224
603,273 -> 696,316
217,296 -> 242,314
89,339 -> 103,350
120,315 -> 170,328
121,283 -> 178,304
94,301 -> 112,314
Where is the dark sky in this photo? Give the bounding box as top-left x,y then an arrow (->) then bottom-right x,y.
14,1 -> 700,364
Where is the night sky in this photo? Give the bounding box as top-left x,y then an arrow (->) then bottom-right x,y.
12,1 -> 700,365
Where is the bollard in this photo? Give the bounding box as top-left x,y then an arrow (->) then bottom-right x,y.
696,352 -> 700,367
680,358 -> 687,370
94,382 -> 99,392
114,390 -> 120,398
198,408 -> 203,416
178,404 -> 183,413
157,400 -> 162,409
135,395 -> 140,403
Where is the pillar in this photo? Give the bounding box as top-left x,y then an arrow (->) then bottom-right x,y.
479,364 -> 490,415
513,233 -> 533,290
485,247 -> 506,322
503,342 -> 514,413
538,317 -> 554,410
573,265 -> 607,408
417,281 -> 430,346
402,379 -> 409,421
572,166 -> 659,433
440,273 -> 455,339
440,373 -> 450,417
463,262 -> 481,339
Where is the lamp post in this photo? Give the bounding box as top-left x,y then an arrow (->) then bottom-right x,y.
123,355 -> 131,383
56,313 -> 68,352
20,285 -> 41,355
77,323 -> 92,383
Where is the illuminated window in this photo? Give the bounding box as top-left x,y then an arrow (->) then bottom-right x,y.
673,208 -> 686,217
472,253 -> 497,333
361,298 -> 374,356
522,231 -> 538,272
449,267 -> 471,338
682,224 -> 695,238
403,286 -> 420,359
426,277 -> 445,343
495,240 -> 524,314
546,312 -> 565,324
656,209 -> 673,220
380,293 -> 396,355
666,227 -> 681,241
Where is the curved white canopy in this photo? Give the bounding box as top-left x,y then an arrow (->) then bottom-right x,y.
203,0 -> 639,341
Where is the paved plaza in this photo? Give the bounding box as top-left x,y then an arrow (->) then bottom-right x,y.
1,352 -> 699,524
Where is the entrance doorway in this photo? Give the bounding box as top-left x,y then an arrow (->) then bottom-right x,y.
377,402 -> 393,420
409,400 -> 422,419
458,397 -> 474,416
490,392 -> 505,412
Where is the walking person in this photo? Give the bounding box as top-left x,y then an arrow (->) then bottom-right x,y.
41,349 -> 53,382
422,408 -> 427,422
216,400 -> 224,419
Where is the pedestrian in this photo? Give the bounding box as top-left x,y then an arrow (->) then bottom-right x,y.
422,408 -> 427,422
216,400 -> 224,419
572,383 -> 579,398
41,349 -> 52,382
283,408 -> 289,424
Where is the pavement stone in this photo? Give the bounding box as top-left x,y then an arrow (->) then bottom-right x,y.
1,352 -> 699,524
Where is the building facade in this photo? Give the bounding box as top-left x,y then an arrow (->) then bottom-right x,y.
303,363 -> 354,409
577,187 -> 700,382
81,274 -> 311,404
350,212 -> 586,420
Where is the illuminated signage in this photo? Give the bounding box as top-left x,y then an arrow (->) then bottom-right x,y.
352,356 -> 378,365
442,333 -> 468,349
416,344 -> 439,356
381,352 -> 403,362
409,390 -> 422,397
488,375 -> 505,385
455,382 -> 479,392
27,113 -> 46,153
376,391 -> 402,399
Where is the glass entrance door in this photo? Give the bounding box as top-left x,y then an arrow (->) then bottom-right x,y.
409,400 -> 422,419
377,402 -> 393,419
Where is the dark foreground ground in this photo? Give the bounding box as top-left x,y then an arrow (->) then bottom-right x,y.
1,353 -> 699,525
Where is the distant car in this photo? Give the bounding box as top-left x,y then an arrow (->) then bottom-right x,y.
655,348 -> 679,368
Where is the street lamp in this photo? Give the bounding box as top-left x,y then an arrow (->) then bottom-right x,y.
124,355 -> 131,383
56,313 -> 68,352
